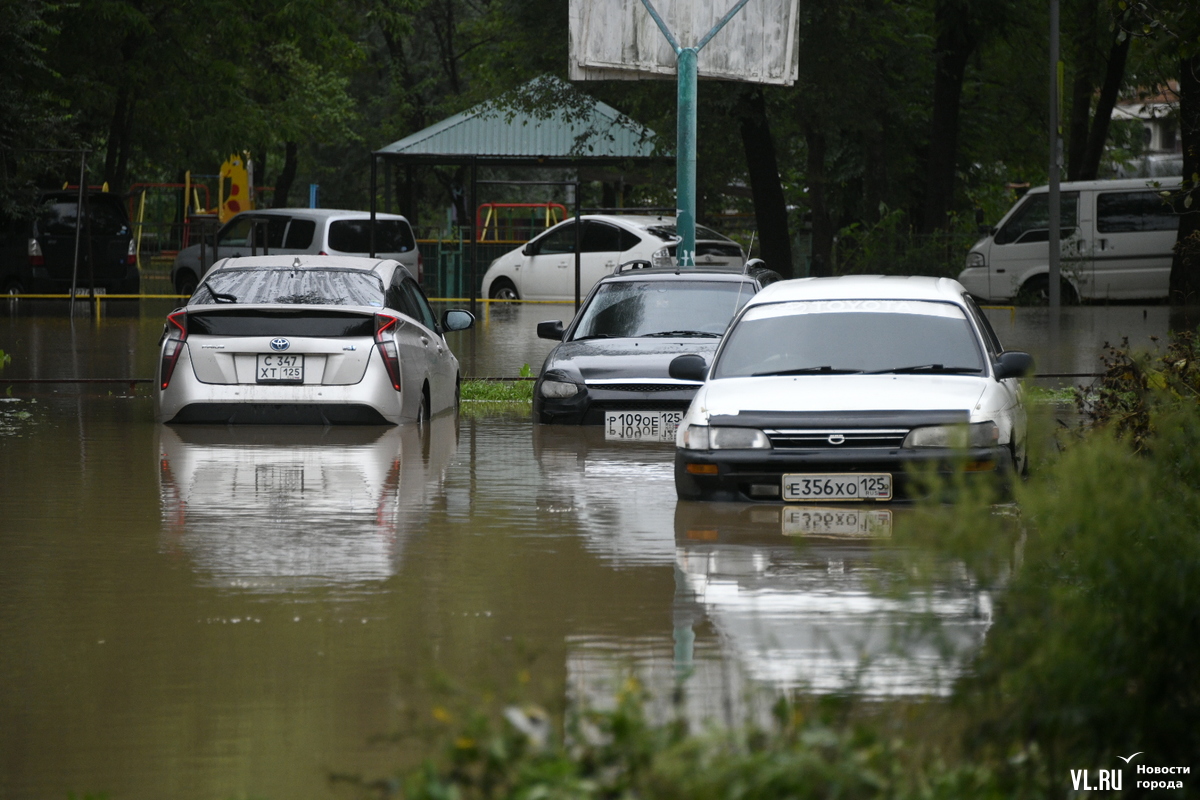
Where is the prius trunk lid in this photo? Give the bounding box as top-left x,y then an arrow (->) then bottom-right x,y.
182,306 -> 377,385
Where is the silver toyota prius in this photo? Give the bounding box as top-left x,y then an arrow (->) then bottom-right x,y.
155,255 -> 474,425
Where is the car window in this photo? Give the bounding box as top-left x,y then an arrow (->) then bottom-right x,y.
1097,191 -> 1181,233
327,219 -> 415,253
218,216 -> 257,247
402,278 -> 439,331
580,222 -> 622,253
36,198 -> 129,237
713,300 -> 985,378
531,223 -> 576,255
284,218 -> 316,249
995,192 -> 1079,245
618,228 -> 641,250
963,294 -> 1002,357
192,268 -> 385,306
570,280 -> 756,340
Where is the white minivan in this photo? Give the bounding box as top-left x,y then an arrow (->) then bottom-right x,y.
958,177 -> 1182,302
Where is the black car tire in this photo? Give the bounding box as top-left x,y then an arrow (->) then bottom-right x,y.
4,279 -> 24,296
1016,274 -> 1078,306
489,278 -> 519,301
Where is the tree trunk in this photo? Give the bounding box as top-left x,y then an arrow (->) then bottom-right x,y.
1066,0 -> 1099,181
804,121 -> 833,277
739,89 -> 793,277
103,85 -> 130,190
1169,52 -> 1200,307
272,141 -> 297,208
1078,32 -> 1132,180
920,0 -> 978,234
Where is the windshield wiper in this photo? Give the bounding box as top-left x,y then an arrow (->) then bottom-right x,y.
572,333 -> 619,341
198,280 -> 238,303
751,366 -> 863,376
866,364 -> 981,374
642,330 -> 722,338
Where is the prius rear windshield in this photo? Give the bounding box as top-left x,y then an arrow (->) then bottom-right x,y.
714,300 -> 985,377
191,268 -> 385,306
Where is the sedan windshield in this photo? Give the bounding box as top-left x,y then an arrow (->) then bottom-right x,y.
713,300 -> 985,378
571,280 -> 755,340
191,268 -> 385,306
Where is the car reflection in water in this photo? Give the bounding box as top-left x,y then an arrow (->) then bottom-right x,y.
672,502 -> 995,696
157,416 -> 457,591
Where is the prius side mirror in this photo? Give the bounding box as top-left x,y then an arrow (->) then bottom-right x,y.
441,309 -> 475,332
994,350 -> 1034,380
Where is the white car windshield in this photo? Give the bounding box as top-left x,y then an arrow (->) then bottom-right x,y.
571,280 -> 755,340
192,268 -> 385,306
713,299 -> 986,377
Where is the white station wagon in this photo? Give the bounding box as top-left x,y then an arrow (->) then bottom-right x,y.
668,275 -> 1033,503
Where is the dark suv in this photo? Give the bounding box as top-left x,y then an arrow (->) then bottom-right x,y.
0,191 -> 138,295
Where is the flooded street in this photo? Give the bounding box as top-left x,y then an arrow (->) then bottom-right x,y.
0,297 -> 1174,799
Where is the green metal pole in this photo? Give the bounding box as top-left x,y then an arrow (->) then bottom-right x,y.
676,47 -> 698,269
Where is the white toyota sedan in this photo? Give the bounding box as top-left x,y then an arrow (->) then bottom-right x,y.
155,255 -> 474,425
668,275 -> 1032,502
481,214 -> 745,302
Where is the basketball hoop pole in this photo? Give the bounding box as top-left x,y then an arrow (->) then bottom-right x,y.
640,0 -> 750,269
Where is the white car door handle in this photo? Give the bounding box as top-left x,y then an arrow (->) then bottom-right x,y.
420,336 -> 430,346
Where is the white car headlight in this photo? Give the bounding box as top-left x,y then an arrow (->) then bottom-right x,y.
965,251 -> 986,269
904,421 -> 999,449
541,380 -> 580,398
680,425 -> 771,450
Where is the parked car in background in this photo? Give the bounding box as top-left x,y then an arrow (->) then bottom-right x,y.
482,214 -> 747,302
670,275 -> 1032,502
958,177 -> 1183,303
0,190 -> 138,295
155,255 -> 473,425
532,265 -> 769,438
170,209 -> 421,295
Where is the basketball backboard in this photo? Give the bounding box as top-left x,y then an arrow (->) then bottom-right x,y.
569,0 -> 799,86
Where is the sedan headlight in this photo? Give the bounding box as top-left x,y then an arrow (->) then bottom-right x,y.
904,421 -> 999,449
965,251 -> 986,269
541,379 -> 580,398
680,425 -> 771,450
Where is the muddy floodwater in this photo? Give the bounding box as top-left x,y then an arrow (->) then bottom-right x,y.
0,297 -> 1174,799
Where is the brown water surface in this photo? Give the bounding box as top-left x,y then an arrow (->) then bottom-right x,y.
0,298 -> 1171,799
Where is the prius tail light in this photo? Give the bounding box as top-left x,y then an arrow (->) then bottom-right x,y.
159,310 -> 188,389
28,239 -> 44,267
374,313 -> 402,391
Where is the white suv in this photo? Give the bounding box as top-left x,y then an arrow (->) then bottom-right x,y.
171,208 -> 421,295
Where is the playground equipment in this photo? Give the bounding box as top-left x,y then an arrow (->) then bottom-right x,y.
217,152 -> 254,222
475,203 -> 569,242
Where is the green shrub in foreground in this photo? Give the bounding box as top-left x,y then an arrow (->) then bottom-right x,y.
963,403 -> 1200,772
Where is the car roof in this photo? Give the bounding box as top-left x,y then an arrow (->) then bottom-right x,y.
746,275 -> 969,306
555,214 -> 736,243
1023,176 -> 1182,194
209,254 -> 404,276
227,208 -> 411,222
599,267 -> 758,285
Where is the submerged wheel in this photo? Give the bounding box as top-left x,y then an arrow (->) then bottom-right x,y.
417,385 -> 431,431
489,278 -> 519,302
1016,274 -> 1078,306
4,279 -> 24,297
175,272 -> 198,297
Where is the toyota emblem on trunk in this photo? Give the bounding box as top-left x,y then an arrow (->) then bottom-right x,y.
270,338 -> 290,351
827,434 -> 846,445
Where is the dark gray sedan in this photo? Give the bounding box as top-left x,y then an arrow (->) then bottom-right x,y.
532,267 -> 769,440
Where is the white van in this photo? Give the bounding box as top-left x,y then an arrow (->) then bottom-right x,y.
958,177 -> 1182,302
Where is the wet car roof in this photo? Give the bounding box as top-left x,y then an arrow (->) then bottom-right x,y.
747,275 -> 968,306
208,255 -> 404,275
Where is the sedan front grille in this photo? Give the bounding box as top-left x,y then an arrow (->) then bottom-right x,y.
764,428 -> 909,450
588,382 -> 696,393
